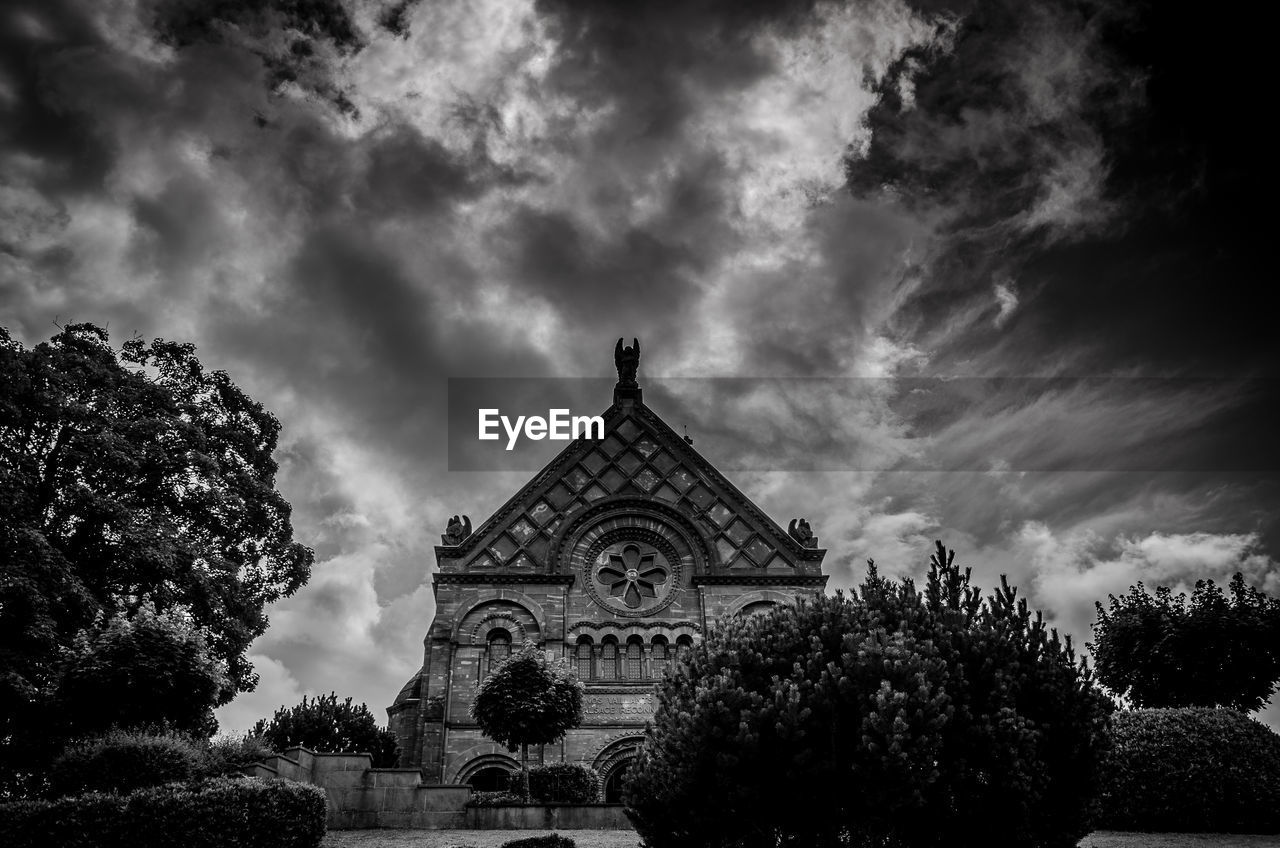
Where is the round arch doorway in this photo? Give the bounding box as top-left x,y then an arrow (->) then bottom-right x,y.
466,765 -> 515,792
602,759 -> 633,803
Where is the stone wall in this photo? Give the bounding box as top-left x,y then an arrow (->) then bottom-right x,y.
244,747 -> 470,829
467,804 -> 633,830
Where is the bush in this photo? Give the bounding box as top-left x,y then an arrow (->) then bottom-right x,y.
625,543 -> 1115,848
1096,708 -> 1280,833
528,763 -> 600,803
202,734 -> 275,776
500,835 -> 576,848
467,791 -> 528,806
46,730 -> 206,797
251,692 -> 399,767
0,777 -> 326,848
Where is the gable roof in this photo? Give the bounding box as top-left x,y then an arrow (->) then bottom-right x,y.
436,393 -> 826,578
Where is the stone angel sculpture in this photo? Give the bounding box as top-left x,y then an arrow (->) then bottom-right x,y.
442,514 -> 472,546
614,337 -> 640,386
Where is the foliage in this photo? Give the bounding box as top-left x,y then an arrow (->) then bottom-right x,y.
1091,575 -> 1280,711
0,776 -> 326,848
528,763 -> 600,804
56,606 -> 227,738
467,791 -> 528,807
46,729 -> 207,798
1096,708 -> 1280,833
250,692 -> 399,767
499,835 -> 576,848
0,324 -> 312,784
625,542 -> 1115,848
202,733 -> 274,777
470,640 -> 584,797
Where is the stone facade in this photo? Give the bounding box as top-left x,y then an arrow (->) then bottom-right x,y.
387,358 -> 827,798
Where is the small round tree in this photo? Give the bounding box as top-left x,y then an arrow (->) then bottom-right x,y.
625,542 -> 1115,848
1091,574 -> 1280,710
470,640 -> 584,799
250,693 -> 400,767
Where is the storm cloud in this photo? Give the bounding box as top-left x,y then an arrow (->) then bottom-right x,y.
1,0 -> 1276,732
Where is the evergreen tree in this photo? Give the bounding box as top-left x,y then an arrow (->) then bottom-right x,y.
625,542 -> 1114,848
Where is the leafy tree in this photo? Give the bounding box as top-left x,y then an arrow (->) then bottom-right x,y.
625,542 -> 1115,848
1091,574 -> 1280,711
56,605 -> 228,737
470,640 -> 584,799
250,693 -> 399,767
0,324 -> 312,782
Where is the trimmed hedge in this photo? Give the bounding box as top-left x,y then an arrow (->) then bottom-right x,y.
500,835 -> 576,848
468,790 -> 527,806
1097,708 -> 1280,833
0,777 -> 326,848
47,730 -> 206,797
528,763 -> 599,803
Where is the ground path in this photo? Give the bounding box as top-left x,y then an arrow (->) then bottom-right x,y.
322,830 -> 1280,847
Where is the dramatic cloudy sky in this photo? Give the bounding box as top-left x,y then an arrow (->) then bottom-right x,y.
3,0 -> 1277,731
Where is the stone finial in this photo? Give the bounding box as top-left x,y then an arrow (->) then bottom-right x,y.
442,514 -> 472,546
788,518 -> 817,549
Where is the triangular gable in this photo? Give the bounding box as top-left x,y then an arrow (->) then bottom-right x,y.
436,399 -> 826,577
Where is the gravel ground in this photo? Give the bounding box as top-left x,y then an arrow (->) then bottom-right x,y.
1080,833 -> 1280,848
321,830 -> 642,848
323,831 -> 1280,848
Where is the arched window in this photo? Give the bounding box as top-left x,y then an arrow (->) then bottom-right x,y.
650,637 -> 669,678
485,628 -> 512,678
625,637 -> 643,680
600,637 -> 618,681
575,636 -> 594,680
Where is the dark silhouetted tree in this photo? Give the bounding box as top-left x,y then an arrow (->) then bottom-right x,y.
1091,574 -> 1280,711
0,323 -> 313,785
251,693 -> 399,767
625,542 -> 1115,848
470,640 -> 584,799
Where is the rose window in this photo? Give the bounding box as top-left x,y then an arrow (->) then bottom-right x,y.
596,544 -> 669,609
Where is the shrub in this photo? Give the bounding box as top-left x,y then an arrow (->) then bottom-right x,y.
46,729 -> 206,797
1096,708 -> 1280,833
625,543 -> 1115,848
499,835 -> 576,848
202,734 -> 274,776
251,692 -> 399,767
467,791 -> 528,806
0,777 -> 326,848
528,763 -> 600,803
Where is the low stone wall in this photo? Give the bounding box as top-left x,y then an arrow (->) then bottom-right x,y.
244,747 -> 471,829
243,748 -> 633,830
466,804 -> 632,830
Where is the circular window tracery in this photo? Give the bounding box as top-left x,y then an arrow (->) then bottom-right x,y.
580,526 -> 684,616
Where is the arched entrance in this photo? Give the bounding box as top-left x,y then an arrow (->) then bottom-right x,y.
602,759 -> 633,803
467,766 -> 514,792
591,736 -> 644,803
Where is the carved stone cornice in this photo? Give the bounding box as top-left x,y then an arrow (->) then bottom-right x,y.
567,620 -> 703,633
432,573 -> 576,586
691,574 -> 829,587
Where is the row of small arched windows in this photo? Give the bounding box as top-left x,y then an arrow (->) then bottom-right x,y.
480,629 -> 695,681
573,634 -> 693,681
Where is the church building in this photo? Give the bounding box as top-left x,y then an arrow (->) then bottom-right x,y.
387,341 -> 828,800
